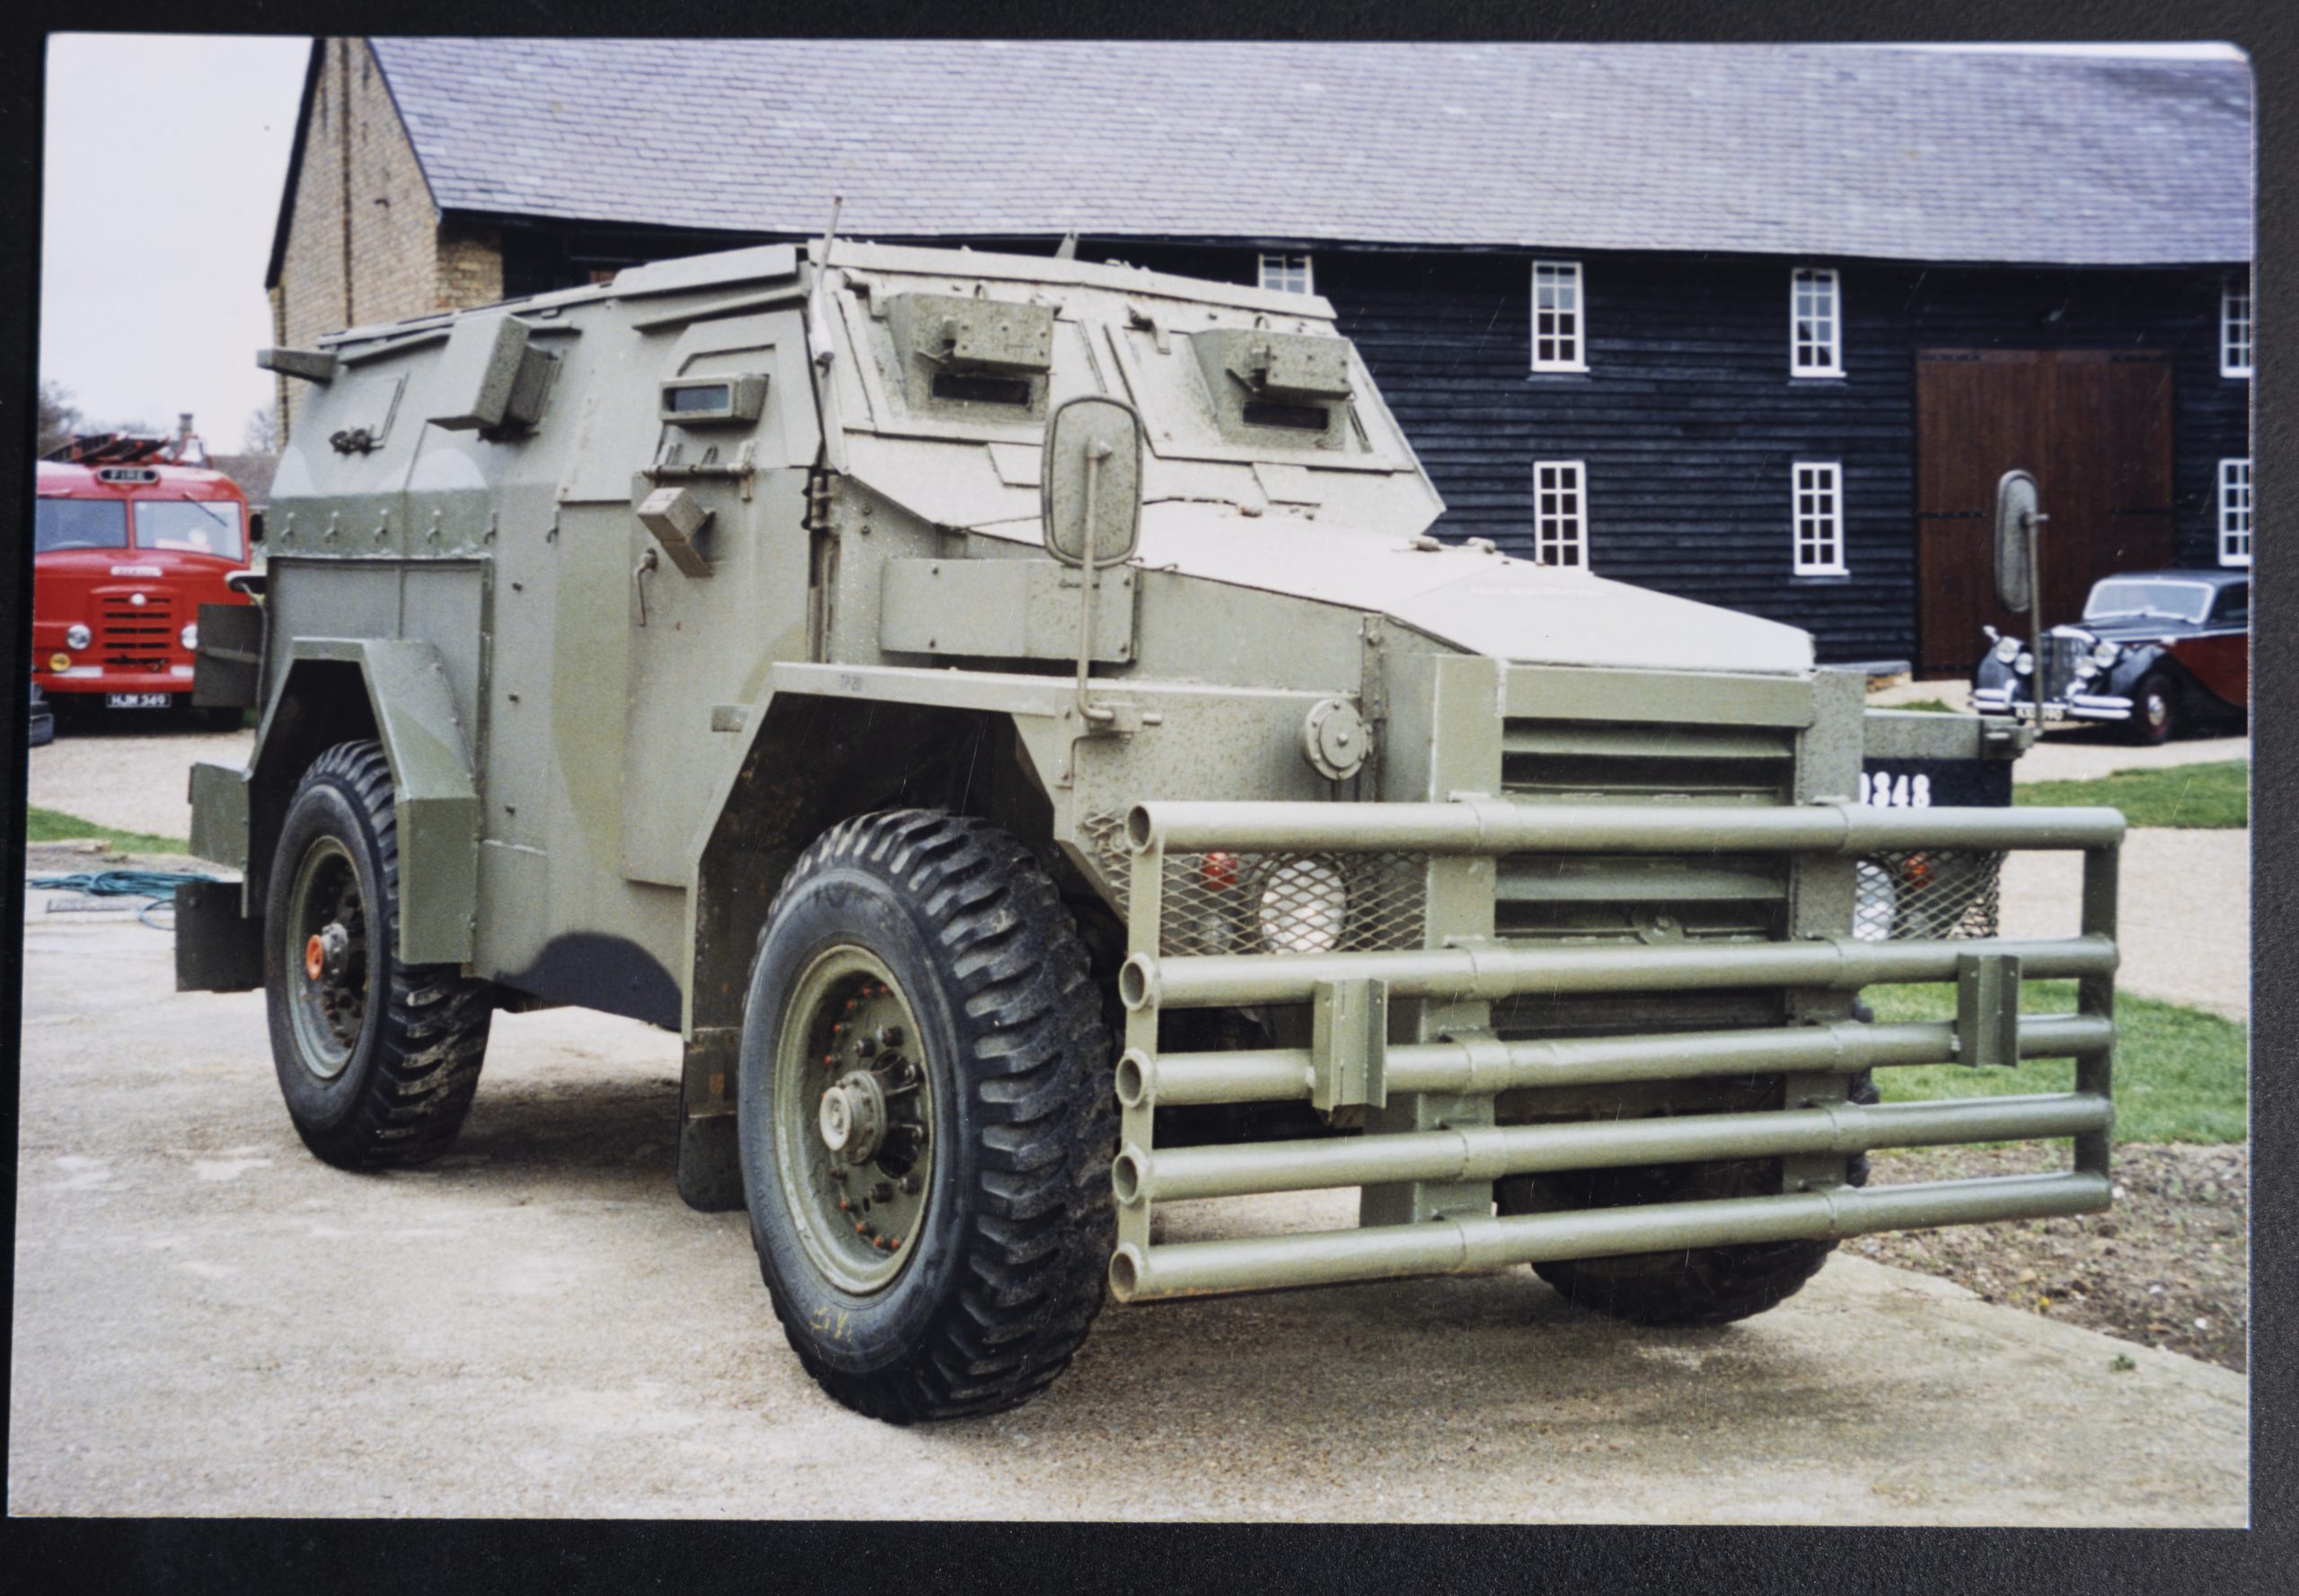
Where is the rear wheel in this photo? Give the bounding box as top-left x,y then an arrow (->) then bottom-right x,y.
739,809 -> 1116,1423
1499,1072 -> 1880,1327
263,740 -> 493,1168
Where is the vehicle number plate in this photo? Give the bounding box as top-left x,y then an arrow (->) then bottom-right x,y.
106,693 -> 172,710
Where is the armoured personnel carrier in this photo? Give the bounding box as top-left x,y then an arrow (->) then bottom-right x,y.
181,239 -> 2124,1422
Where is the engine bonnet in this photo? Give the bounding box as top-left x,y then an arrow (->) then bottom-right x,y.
981,501 -> 1815,677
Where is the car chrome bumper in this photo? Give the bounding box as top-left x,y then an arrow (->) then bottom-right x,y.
1971,686 -> 2131,722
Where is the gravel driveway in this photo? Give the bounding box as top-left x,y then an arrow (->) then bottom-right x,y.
9,900 -> 2249,1523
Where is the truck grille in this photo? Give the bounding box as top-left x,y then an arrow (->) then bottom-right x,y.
98,594 -> 175,670
1493,717 -> 1796,1037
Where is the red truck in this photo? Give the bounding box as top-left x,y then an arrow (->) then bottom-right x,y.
32,432 -> 255,727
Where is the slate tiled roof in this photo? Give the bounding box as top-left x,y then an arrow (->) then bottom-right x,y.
366,39 -> 2252,266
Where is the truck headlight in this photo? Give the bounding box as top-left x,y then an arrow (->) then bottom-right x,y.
1255,856 -> 1349,955
1992,636 -> 2020,664
66,622 -> 91,651
181,622 -> 200,653
2090,639 -> 2120,668
2014,651 -> 2034,676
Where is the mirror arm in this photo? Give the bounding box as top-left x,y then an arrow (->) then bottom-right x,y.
2026,507 -> 2048,725
1075,441 -> 1115,726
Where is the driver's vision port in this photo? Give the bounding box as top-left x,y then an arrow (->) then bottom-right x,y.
931,373 -> 1034,406
1241,401 -> 1330,431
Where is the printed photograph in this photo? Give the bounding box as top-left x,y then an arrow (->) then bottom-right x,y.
14,33 -> 2253,1526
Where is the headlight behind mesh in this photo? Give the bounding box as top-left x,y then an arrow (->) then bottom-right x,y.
1255,856 -> 1349,954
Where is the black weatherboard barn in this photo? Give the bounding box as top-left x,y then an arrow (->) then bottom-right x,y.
269,40 -> 2254,673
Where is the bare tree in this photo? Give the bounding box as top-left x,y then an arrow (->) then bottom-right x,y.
242,405 -> 280,454
37,380 -> 81,456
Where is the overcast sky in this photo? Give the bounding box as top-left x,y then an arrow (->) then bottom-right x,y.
36,34 -> 2243,456
40,33 -> 309,450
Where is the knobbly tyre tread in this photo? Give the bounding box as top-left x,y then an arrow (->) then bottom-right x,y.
747,809 -> 1116,1423
1505,1072 -> 1882,1328
267,740 -> 493,1168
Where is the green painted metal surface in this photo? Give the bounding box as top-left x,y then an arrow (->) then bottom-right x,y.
192,234 -> 2126,1310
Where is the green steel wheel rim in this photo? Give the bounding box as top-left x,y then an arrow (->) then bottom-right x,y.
772,945 -> 938,1296
284,835 -> 369,1080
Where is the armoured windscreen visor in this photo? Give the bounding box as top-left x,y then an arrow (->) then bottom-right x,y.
659,373 -> 768,424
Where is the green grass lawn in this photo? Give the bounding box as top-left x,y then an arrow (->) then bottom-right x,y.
24,807 -> 189,857
1865,979 -> 2246,1143
2016,759 -> 2247,828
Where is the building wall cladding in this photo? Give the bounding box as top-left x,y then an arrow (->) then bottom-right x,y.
1098,244 -> 2248,666
276,40 -> 506,439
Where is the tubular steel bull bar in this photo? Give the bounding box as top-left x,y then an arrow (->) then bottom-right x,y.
1106,798 -> 2124,1303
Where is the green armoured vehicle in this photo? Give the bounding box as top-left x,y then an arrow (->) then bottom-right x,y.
180,238 -> 2124,1423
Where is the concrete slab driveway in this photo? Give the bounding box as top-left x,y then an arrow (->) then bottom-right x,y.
11,897 -> 2247,1524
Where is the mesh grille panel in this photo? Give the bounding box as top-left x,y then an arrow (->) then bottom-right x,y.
1852,850 -> 2004,942
1082,813 -> 1429,957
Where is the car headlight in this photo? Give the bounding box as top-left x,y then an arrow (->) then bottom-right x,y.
65,622 -> 91,651
2090,639 -> 2119,668
1255,856 -> 1349,955
2014,651 -> 2034,676
1992,636 -> 2020,664
181,622 -> 200,653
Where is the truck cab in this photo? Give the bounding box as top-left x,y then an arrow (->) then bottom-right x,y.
33,450 -> 253,722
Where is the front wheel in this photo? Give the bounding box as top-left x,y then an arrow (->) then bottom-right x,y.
1499,1073 -> 1880,1327
739,810 -> 1116,1423
263,740 -> 494,1168
2126,672 -> 2180,745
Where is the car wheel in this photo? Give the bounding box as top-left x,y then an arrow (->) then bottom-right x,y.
738,808 -> 1116,1423
263,740 -> 495,1168
2127,672 -> 2180,746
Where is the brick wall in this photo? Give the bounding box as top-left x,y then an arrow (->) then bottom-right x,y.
274,39 -> 506,441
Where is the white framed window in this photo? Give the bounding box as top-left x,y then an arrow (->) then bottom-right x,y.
1530,260 -> 1586,372
1793,461 -> 1846,574
2219,457 -> 2252,566
1791,267 -> 1843,376
1532,461 -> 1588,567
1258,253 -> 1314,295
2221,278 -> 2252,378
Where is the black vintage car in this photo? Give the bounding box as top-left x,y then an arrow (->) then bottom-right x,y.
1970,569 -> 2250,744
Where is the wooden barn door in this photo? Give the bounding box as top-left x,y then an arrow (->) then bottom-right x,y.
1915,349 -> 2174,673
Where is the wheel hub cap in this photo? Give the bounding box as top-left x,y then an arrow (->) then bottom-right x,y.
819,1071 -> 888,1162
773,951 -> 936,1295
304,921 -> 349,982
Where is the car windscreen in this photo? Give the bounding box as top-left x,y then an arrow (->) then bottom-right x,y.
35,497 -> 129,553
134,498 -> 245,561
2083,579 -> 2212,626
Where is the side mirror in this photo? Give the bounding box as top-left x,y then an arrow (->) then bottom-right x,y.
1042,394 -> 1144,569
249,509 -> 267,546
1993,470 -> 2039,614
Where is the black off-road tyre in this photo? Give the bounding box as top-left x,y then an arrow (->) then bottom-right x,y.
2127,671 -> 2181,746
1499,1072 -> 1881,1327
263,740 -> 494,1168
738,809 -> 1117,1424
